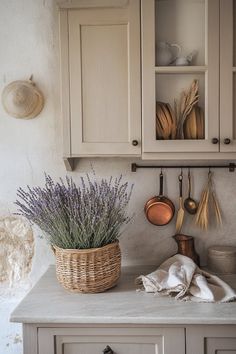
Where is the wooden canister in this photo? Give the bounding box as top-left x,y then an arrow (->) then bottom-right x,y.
207,246 -> 236,274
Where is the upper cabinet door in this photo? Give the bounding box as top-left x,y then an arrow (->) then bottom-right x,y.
60,0 -> 141,157
142,0 -> 220,153
220,0 -> 236,152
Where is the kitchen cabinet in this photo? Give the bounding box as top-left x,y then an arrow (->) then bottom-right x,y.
187,325 -> 236,354
37,326 -> 184,354
59,0 -> 236,169
142,0 -> 219,156
220,0 -> 236,153
59,0 -> 141,169
141,0 -> 236,160
22,323 -> 236,354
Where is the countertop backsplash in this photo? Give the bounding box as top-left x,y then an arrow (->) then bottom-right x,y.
75,158 -> 236,268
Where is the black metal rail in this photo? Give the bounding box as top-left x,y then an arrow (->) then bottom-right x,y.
131,162 -> 236,172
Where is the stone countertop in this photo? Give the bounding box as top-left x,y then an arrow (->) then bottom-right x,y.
10,265 -> 236,325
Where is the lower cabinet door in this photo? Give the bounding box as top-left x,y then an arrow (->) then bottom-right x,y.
38,327 -> 185,354
186,325 -> 236,354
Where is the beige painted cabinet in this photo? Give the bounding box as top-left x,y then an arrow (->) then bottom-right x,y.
187,325 -> 236,354
37,326 -> 185,354
58,0 -> 236,168
220,0 -> 236,153
23,324 -> 236,354
142,0 -> 236,160
59,0 -> 141,166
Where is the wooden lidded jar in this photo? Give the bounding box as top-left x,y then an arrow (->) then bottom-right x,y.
207,246 -> 236,274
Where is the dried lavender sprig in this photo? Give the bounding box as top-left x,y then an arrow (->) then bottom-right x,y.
15,173 -> 133,249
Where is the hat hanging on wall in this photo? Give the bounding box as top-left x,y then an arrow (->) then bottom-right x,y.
1,75 -> 44,119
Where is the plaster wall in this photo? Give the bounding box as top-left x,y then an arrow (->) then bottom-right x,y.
0,1 -> 236,353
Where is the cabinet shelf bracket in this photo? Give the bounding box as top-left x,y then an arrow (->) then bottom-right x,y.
63,157 -> 75,171
131,162 -> 236,173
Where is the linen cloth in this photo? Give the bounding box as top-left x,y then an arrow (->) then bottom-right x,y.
136,254 -> 236,302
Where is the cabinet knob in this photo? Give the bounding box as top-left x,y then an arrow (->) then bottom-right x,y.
224,138 -> 231,145
211,138 -> 219,144
132,139 -> 138,146
103,345 -> 114,354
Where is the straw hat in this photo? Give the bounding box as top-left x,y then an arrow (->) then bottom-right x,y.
2,78 -> 44,119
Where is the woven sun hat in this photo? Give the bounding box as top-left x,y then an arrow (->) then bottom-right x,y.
2,77 -> 44,119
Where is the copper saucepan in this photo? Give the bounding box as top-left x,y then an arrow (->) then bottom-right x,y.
145,172 -> 175,226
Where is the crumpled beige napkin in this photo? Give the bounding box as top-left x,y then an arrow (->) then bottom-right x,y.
136,254 -> 236,303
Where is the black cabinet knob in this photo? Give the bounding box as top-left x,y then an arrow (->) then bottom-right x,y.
132,139 -> 138,146
224,138 -> 231,144
211,138 -> 219,144
103,345 -> 114,354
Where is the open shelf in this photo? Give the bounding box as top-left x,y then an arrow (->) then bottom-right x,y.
155,66 -> 207,74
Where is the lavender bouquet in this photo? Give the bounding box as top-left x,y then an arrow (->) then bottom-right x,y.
15,174 -> 133,250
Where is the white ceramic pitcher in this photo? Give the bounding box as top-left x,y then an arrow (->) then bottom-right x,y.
156,41 -> 182,66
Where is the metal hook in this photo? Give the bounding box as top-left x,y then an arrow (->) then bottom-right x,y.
188,167 -> 191,178
208,167 -> 212,180
179,168 -> 183,180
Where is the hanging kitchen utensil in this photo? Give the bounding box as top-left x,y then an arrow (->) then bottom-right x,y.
195,170 -> 222,230
144,171 -> 175,226
175,171 -> 185,234
184,169 -> 198,214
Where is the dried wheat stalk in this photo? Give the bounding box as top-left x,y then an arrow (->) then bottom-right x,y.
195,186 -> 209,230
176,80 -> 199,139
212,191 -> 222,226
195,172 -> 222,230
209,176 -> 222,226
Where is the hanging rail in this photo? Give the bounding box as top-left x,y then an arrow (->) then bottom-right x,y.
131,162 -> 236,172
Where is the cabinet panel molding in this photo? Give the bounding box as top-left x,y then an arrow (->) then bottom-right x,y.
142,0 -> 220,154
186,325 -> 236,354
59,10 -> 71,157
59,0 -> 141,160
38,327 -> 185,354
219,0 -> 236,152
57,0 -> 129,9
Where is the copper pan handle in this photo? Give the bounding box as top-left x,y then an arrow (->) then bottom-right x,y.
159,171 -> 164,197
179,173 -> 183,198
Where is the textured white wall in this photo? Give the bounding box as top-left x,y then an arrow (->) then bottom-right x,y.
1,1 -> 236,353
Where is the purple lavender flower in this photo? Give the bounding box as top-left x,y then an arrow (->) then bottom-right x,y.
15,173 -> 133,249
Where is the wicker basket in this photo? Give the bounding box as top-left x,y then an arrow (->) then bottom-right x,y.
53,242 -> 121,293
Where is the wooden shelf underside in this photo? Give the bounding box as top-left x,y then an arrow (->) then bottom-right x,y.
155,66 -> 207,74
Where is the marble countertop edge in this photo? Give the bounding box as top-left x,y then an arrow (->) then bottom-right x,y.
9,315 -> 236,325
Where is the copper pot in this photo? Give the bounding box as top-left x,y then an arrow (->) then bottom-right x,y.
144,172 -> 175,226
